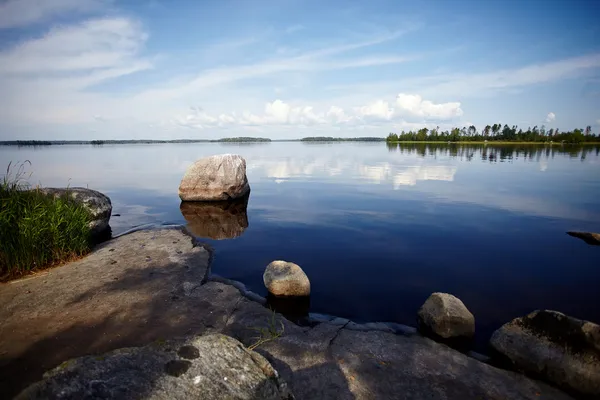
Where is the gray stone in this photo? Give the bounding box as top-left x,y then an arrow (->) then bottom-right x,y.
180,197 -> 248,240
179,154 -> 250,201
16,334 -> 293,400
263,261 -> 310,297
36,187 -> 112,234
490,309 -> 600,397
417,292 -> 475,339
567,231 -> 600,246
223,312 -> 572,400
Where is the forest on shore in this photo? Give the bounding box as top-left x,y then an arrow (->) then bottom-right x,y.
386,124 -> 598,143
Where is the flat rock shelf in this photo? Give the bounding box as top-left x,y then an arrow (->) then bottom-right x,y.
0,228 -> 574,399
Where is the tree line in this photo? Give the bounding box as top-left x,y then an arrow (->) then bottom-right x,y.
386,124 -> 598,143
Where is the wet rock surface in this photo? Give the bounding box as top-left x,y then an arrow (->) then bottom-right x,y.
0,228 -> 575,400
490,310 -> 600,397
179,154 -> 250,201
36,187 -> 112,235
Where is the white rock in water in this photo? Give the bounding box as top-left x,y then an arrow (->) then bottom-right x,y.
179,154 -> 250,201
264,260 -> 311,297
417,292 -> 475,339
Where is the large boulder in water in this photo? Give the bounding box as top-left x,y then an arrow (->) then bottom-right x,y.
417,292 -> 475,339
16,334 -> 293,400
179,154 -> 250,201
490,310 -> 600,397
36,187 -> 111,235
180,196 -> 249,240
264,261 -> 311,297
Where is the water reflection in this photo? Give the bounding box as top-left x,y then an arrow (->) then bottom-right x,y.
386,142 -> 600,161
180,196 -> 249,240
358,164 -> 457,188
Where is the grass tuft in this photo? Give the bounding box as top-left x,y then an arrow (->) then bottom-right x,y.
0,161 -> 93,280
247,309 -> 285,351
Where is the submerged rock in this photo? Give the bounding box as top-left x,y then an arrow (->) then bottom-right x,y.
36,187 -> 112,235
490,310 -> 600,397
16,334 -> 293,400
180,196 -> 249,240
567,231 -> 600,246
264,260 -> 310,297
179,154 -> 250,201
417,292 -> 475,339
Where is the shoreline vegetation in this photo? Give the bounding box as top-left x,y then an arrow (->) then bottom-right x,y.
0,162 -> 93,280
1,125 -> 599,146
387,123 -> 599,144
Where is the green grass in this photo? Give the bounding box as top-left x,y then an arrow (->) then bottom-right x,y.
0,161 -> 93,280
247,309 -> 285,351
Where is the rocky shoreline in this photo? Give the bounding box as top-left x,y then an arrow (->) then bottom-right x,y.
0,226 -> 596,399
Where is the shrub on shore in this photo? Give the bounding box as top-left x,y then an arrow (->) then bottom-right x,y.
0,162 -> 93,280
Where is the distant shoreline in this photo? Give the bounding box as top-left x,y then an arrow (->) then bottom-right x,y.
1,138 -> 599,146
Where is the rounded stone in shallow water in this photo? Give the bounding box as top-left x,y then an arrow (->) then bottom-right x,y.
263,260 -> 311,297
417,292 -> 475,339
178,154 -> 251,201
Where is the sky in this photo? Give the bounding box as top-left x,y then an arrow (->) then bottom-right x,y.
0,0 -> 599,140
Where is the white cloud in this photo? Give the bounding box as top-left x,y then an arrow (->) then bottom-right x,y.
546,112 -> 556,123
329,53 -> 600,100
0,0 -> 110,29
356,100 -> 394,121
419,54 -> 600,98
395,93 -> 463,120
0,16 -> 153,124
173,94 -> 463,130
0,17 -> 149,75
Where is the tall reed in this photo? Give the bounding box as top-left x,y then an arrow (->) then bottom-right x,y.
0,161 -> 93,280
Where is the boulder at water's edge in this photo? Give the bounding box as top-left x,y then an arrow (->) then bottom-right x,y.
179,154 -> 250,201
36,187 -> 112,235
490,309 -> 600,397
264,260 -> 310,297
417,292 -> 475,339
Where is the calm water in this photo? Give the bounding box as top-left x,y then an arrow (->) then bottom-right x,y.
2,142 -> 599,349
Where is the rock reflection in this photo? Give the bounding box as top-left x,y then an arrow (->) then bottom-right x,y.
266,293 -> 310,321
180,196 -> 249,240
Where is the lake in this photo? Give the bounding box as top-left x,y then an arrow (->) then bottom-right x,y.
2,142 -> 599,351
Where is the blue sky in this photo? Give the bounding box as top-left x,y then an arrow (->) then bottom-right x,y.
0,0 -> 598,140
